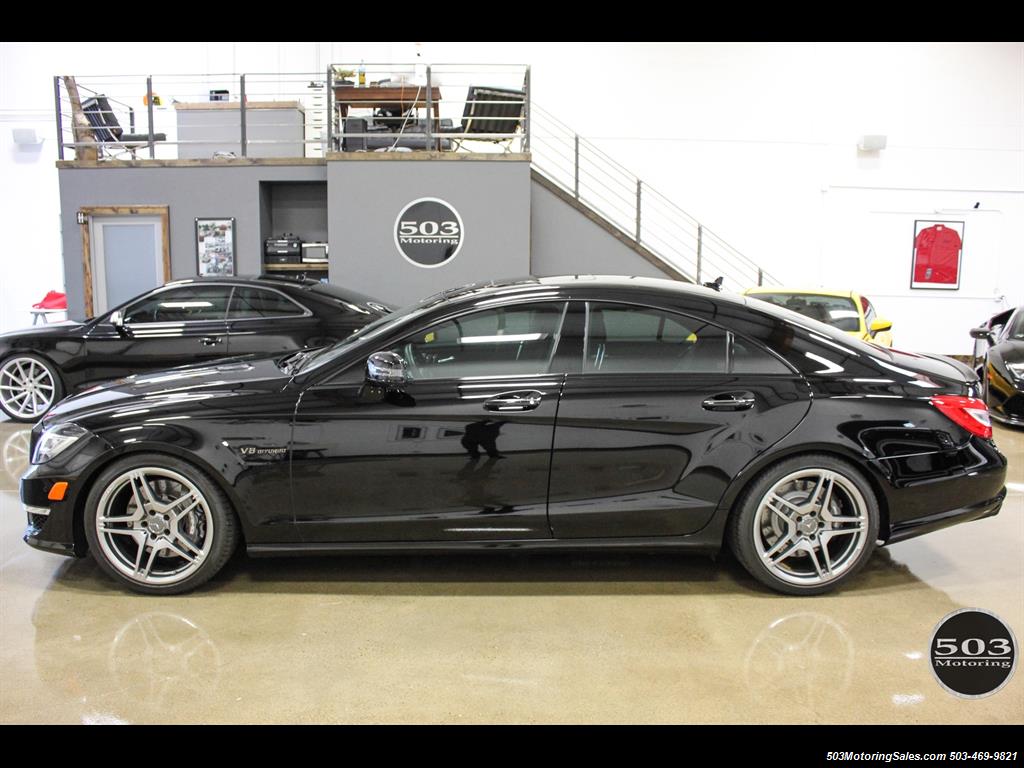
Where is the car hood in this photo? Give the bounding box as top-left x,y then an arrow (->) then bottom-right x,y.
0,320 -> 87,342
43,354 -> 291,424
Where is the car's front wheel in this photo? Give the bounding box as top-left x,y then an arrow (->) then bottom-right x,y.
728,455 -> 879,595
0,354 -> 63,422
84,454 -> 239,594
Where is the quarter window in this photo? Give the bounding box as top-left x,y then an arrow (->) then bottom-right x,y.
389,302 -> 566,380
229,287 -> 305,319
122,286 -> 230,323
731,335 -> 791,374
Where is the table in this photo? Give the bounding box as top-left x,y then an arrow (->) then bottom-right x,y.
332,85 -> 441,119
332,85 -> 442,149
30,309 -> 66,325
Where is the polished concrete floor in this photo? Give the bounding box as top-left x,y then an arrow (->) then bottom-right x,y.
1,419 -> 1021,724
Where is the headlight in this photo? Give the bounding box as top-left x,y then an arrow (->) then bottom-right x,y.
32,423 -> 90,465
1007,363 -> 1024,383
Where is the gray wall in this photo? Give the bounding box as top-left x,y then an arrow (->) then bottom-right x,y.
529,179 -> 679,280
58,163 -> 327,319
57,159 -> 681,320
328,159 -> 531,306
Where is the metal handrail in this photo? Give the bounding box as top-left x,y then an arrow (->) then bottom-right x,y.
56,65 -> 531,160
529,102 -> 778,289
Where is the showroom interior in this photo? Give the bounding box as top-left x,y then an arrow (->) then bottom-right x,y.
0,42 -> 1021,725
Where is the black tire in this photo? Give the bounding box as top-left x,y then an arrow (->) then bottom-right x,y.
0,353 -> 64,422
728,454 -> 880,596
83,453 -> 239,595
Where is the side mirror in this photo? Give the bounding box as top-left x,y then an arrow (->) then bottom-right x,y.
366,351 -> 407,388
969,326 -> 995,344
869,318 -> 893,336
109,310 -> 130,336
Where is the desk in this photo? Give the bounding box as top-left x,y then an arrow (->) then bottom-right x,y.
333,85 -> 442,149
332,85 -> 441,119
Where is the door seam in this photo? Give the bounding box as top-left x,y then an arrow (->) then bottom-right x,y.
543,373 -> 566,538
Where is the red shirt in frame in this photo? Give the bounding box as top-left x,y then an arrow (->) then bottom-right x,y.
913,224 -> 962,284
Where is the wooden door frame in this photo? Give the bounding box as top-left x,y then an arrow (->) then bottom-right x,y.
80,205 -> 171,318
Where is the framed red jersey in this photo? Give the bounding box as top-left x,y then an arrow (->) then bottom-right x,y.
911,220 -> 964,290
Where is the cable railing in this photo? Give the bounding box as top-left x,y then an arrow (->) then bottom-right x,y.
529,102 -> 778,289
53,64 -> 530,161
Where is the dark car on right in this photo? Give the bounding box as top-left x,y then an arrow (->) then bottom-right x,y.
972,306 -> 1024,426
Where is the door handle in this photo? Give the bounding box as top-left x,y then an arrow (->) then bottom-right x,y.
702,391 -> 756,411
200,336 -> 223,347
483,390 -> 543,412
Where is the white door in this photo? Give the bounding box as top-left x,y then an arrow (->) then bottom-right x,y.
90,216 -> 165,314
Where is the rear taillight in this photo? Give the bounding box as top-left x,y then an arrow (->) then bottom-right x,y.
929,395 -> 992,439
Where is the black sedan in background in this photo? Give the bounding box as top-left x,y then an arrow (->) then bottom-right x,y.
21,276 -> 1006,596
0,276 -> 390,422
971,306 -> 1024,426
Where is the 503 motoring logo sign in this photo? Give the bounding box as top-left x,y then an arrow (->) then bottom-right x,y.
929,608 -> 1017,698
394,197 -> 464,268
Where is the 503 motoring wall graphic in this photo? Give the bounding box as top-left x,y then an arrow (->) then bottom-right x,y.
394,198 -> 465,268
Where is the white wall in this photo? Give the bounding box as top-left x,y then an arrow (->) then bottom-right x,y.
1,42 -> 1021,353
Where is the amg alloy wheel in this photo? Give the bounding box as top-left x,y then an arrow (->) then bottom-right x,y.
84,455 -> 238,594
0,355 -> 62,421
729,455 -> 879,595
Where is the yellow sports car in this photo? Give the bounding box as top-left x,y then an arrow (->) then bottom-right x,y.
744,288 -> 894,347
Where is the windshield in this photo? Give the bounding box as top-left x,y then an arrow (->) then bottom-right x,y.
750,293 -> 861,333
294,300 -> 432,374
1007,311 -> 1024,340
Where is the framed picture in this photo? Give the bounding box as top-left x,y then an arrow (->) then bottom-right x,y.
195,217 -> 235,277
911,219 -> 964,290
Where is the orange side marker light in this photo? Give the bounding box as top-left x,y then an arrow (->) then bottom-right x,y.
47,481 -> 69,501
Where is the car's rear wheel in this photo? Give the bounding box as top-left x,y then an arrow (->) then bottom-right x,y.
0,354 -> 63,422
84,454 -> 239,595
728,455 -> 879,595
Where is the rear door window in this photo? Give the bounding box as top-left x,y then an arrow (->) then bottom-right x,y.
585,303 -> 727,373
229,287 -> 306,319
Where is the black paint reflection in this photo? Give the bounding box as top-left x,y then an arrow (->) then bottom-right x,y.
461,419 -> 507,459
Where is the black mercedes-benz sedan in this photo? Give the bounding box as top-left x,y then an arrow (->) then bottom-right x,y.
21,276 -> 1007,595
971,306 -> 1024,427
0,276 -> 390,422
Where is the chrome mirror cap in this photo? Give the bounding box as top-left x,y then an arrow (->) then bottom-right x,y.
366,351 -> 407,387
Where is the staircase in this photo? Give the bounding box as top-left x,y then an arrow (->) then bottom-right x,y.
528,103 -> 777,289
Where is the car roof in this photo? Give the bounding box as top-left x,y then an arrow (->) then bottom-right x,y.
418,274 -> 747,308
745,287 -> 857,299
163,275 -> 320,290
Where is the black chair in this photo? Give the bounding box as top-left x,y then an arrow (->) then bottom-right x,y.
439,86 -> 526,151
81,95 -> 166,158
